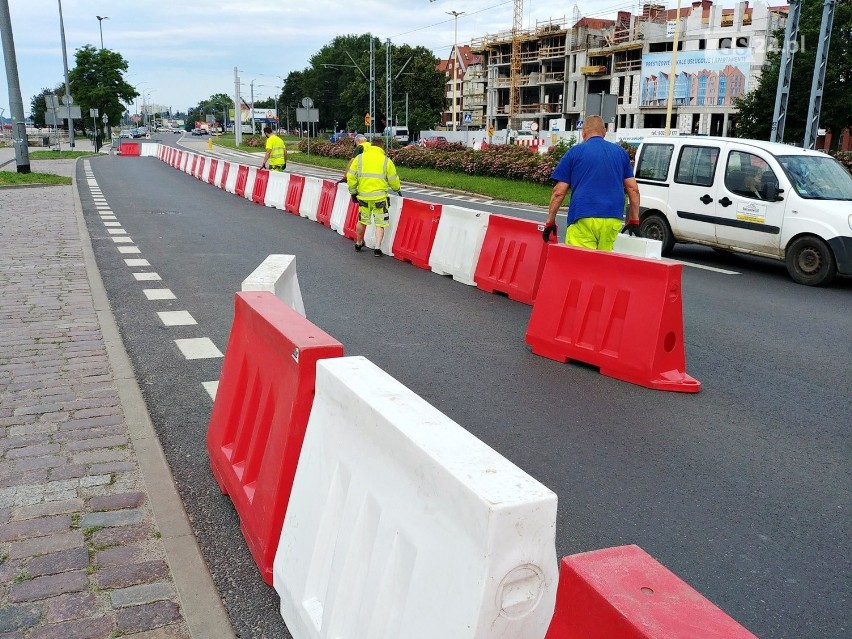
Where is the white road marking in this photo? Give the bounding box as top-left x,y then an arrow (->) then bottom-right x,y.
101,216 -> 117,221
174,338 -> 223,360
112,237 -> 133,243
133,272 -> 161,281
157,310 -> 197,326
672,260 -> 741,275
107,229 -> 127,235
117,246 -> 141,254
144,288 -> 176,300
202,381 -> 219,400
125,259 -> 150,266
103,222 -> 121,227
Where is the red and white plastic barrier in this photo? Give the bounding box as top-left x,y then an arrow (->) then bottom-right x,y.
298,177 -> 323,221
392,199 -> 442,269
264,171 -> 290,208
429,205 -> 491,286
273,356 -> 558,639
241,255 -> 305,317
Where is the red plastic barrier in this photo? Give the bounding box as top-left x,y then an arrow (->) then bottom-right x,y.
315,179 -> 337,227
207,292 -> 344,584
343,197 -> 360,240
525,244 -> 700,392
252,169 -> 270,204
207,158 -> 218,184
168,148 -> 175,166
190,154 -> 199,176
218,162 -> 231,189
234,165 -> 250,197
176,151 -> 184,169
473,214 -> 556,305
391,199 -> 442,269
119,142 -> 140,156
545,546 -> 756,639
194,156 -> 206,179
284,174 -> 305,214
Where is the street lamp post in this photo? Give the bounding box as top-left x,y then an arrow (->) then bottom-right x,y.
447,11 -> 464,133
96,15 -> 108,49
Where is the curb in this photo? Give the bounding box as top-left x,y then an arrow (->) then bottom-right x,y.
70,163 -> 236,639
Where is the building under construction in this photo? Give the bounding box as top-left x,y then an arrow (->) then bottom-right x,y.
468,1 -> 788,136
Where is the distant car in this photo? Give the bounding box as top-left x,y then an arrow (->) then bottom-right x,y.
119,129 -> 133,139
190,128 -> 207,136
419,135 -> 448,148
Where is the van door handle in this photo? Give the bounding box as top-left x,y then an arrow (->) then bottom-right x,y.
700,194 -> 713,205
719,197 -> 732,207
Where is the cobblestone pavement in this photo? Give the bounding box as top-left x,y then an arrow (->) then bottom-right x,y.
0,158 -> 225,638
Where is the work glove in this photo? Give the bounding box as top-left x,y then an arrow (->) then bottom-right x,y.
260,163 -> 266,170
394,189 -> 402,197
351,194 -> 359,204
542,222 -> 558,243
621,219 -> 641,236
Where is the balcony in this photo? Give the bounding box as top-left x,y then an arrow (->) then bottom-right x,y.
580,65 -> 609,76
614,59 -> 642,73
538,45 -> 567,59
540,71 -> 565,84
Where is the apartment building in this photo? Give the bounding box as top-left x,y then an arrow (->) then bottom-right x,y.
470,1 -> 787,137
440,45 -> 484,129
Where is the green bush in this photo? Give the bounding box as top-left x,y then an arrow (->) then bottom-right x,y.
832,151 -> 852,173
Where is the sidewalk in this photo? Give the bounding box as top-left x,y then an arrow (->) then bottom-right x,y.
0,155 -> 233,638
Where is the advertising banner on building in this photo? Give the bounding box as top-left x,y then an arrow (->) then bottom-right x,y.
228,108 -> 279,123
640,50 -> 751,108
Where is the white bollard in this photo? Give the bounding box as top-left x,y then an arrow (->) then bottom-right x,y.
273,356 -> 558,639
240,255 -> 306,317
429,205 -> 491,285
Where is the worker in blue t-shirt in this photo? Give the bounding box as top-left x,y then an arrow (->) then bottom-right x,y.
543,115 -> 641,250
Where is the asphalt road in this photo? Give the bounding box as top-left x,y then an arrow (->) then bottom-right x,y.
79,146 -> 851,639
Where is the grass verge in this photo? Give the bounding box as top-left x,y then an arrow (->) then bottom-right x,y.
28,150 -> 97,160
0,171 -> 72,186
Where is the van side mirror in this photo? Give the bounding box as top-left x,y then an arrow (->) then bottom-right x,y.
762,182 -> 783,202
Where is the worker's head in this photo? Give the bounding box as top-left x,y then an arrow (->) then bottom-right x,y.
581,115 -> 606,140
354,133 -> 368,145
262,126 -> 273,136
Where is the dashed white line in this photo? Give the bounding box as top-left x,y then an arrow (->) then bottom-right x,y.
107,229 -> 127,235
672,260 -> 741,275
103,222 -> 122,227
117,246 -> 141,254
144,288 -> 176,300
157,311 -> 197,326
202,381 -> 219,400
174,338 -> 223,360
125,259 -> 150,266
112,237 -> 133,243
133,272 -> 161,281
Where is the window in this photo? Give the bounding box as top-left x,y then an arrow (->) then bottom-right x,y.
725,151 -> 776,200
675,145 -> 720,186
699,39 -> 706,50
636,144 -> 674,181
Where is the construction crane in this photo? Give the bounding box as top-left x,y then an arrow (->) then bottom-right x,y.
509,0 -> 523,128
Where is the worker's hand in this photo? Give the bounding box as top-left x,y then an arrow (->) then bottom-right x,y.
351,194 -> 359,204
621,219 -> 641,236
260,163 -> 266,170
336,177 -> 346,184
542,222 -> 558,243
394,189 -> 402,197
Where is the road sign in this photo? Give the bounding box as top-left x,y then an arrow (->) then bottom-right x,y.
463,112 -> 472,124
90,108 -> 99,118
102,113 -> 109,123
488,123 -> 495,137
295,108 -> 319,123
364,113 -> 371,126
531,122 -> 539,131
301,97 -> 314,109
576,119 -> 584,130
131,115 -> 141,123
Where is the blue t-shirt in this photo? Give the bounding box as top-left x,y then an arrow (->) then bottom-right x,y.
550,137 -> 634,224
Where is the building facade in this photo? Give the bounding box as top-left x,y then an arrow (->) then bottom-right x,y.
439,45 -> 484,130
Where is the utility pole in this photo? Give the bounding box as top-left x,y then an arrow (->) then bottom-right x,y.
770,0 -> 801,144
448,11 -> 464,132
803,0 -> 837,150
664,0 -> 682,135
0,0 -> 31,172
250,80 -> 256,134
58,0 -> 74,148
369,36 -> 375,137
234,66 -> 241,146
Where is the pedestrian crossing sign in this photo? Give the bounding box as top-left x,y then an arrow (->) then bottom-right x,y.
463,112 -> 472,124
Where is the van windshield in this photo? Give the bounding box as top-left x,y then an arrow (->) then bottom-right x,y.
776,155 -> 852,200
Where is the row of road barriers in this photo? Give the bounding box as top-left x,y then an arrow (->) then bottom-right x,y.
117,142 -> 755,635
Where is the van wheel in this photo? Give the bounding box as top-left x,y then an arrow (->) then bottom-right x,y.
785,236 -> 836,286
639,214 -> 675,255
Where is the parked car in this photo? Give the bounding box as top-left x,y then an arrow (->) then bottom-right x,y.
419,135 -> 448,148
190,128 -> 207,136
119,129 -> 133,139
633,136 -> 852,286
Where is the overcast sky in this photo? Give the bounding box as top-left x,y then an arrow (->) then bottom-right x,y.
1,0 -> 660,118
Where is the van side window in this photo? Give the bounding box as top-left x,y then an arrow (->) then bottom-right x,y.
725,151 -> 778,200
675,145 -> 719,187
636,144 -> 674,181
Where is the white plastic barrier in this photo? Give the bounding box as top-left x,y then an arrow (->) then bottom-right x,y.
224,162 -> 239,194
213,159 -> 226,187
241,254 -> 306,317
243,166 -> 258,201
180,152 -> 191,173
265,171 -> 290,209
364,195 -> 403,257
613,234 -> 662,260
428,205 -> 491,286
329,183 -> 351,234
299,177 -> 323,221
273,356 -> 558,639
140,143 -> 160,157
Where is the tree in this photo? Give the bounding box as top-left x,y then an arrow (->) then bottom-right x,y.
68,45 -> 137,133
735,0 -> 852,147
29,85 -> 66,128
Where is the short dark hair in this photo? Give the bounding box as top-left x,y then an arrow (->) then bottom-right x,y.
263,126 -> 272,134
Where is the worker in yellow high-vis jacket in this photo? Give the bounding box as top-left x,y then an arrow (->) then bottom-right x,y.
347,134 -> 401,257
260,126 -> 287,171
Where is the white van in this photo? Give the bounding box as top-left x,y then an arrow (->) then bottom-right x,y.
634,136 -> 852,286
384,126 -> 409,143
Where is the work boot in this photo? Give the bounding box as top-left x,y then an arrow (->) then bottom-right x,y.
354,242 -> 363,252
373,248 -> 383,257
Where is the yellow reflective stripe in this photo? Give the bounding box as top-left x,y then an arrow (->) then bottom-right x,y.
359,172 -> 386,179
358,190 -> 388,198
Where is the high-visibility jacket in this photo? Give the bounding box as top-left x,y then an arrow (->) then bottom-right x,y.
347,142 -> 400,202
265,134 -> 287,168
